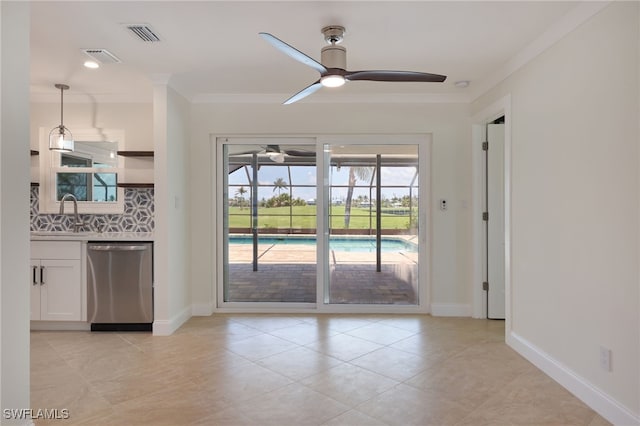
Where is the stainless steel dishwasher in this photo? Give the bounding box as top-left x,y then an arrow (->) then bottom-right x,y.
87,242 -> 153,331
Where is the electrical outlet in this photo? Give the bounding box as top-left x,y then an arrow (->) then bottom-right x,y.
599,346 -> 612,372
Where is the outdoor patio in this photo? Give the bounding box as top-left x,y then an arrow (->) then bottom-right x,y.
227,241 -> 419,304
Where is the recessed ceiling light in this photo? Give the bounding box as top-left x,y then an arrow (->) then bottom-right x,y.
454,80 -> 470,88
84,60 -> 99,69
81,48 -> 121,64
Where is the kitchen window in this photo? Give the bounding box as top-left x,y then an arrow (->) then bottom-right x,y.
38,128 -> 125,214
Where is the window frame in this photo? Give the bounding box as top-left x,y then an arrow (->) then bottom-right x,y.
38,127 -> 125,214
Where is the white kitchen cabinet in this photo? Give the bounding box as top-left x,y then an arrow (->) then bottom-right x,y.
31,241 -> 83,321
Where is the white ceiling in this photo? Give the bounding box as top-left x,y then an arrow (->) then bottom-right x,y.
29,1 -> 592,104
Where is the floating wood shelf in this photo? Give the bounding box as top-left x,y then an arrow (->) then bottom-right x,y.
30,150 -> 39,156
117,151 -> 154,157
117,183 -> 154,188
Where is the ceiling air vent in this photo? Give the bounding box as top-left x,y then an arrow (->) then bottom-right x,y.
81,48 -> 121,64
125,24 -> 161,42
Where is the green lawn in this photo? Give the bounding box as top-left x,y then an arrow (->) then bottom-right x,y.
228,205 -> 415,230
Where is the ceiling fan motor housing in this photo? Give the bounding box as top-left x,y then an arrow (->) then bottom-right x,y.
321,45 -> 346,69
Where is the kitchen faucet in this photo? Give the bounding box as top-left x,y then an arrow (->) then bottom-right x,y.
59,193 -> 83,232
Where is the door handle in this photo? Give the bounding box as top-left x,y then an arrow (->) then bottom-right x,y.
32,266 -> 38,285
40,266 -> 45,285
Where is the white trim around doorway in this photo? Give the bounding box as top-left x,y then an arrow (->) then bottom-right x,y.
471,94 -> 512,332
212,134 -> 432,315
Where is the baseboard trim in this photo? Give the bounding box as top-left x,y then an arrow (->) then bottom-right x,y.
430,303 -> 471,317
508,332 -> 640,426
152,306 -> 191,336
30,321 -> 91,331
191,303 -> 215,316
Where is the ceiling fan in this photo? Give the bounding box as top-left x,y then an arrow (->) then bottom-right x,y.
263,145 -> 315,162
232,145 -> 316,163
259,25 -> 447,105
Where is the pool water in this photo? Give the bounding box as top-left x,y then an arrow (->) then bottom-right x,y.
228,235 -> 417,253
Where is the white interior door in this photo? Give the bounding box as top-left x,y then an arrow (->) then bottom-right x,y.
487,123 -> 505,319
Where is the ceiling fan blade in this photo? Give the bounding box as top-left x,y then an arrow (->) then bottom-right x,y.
259,32 -> 327,74
282,149 -> 316,157
283,80 -> 322,105
345,70 -> 447,83
229,147 -> 262,155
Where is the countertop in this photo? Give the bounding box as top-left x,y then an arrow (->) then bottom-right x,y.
30,231 -> 154,242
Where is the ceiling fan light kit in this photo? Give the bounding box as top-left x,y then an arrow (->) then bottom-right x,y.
49,83 -> 74,152
321,74 -> 345,88
235,144 -> 316,161
259,25 -> 446,104
266,152 -> 286,163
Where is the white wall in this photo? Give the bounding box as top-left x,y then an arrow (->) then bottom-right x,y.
1,2 -> 31,423
189,101 -> 472,314
30,102 -> 152,151
153,84 -> 192,334
472,2 -> 639,422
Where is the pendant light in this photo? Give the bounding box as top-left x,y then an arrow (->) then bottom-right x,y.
49,83 -> 74,152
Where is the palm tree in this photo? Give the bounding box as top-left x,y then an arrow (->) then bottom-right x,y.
344,167 -> 372,228
273,177 -> 288,195
235,186 -> 247,208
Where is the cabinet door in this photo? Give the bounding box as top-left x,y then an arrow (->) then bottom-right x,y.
39,259 -> 82,321
30,260 -> 41,321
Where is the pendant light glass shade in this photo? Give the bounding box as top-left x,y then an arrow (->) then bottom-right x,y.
49,84 -> 74,152
49,125 -> 74,152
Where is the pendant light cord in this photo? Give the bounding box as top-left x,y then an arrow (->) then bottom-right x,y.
54,83 -> 69,130
59,85 -> 64,129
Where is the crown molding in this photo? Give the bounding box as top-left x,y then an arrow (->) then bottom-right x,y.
470,1 -> 611,101
30,92 -> 153,104
30,90 -> 469,105
190,92 -> 470,104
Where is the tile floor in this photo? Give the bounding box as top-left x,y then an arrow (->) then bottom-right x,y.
31,314 -> 610,425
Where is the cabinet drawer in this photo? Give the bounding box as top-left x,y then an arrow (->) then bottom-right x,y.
31,241 -> 81,260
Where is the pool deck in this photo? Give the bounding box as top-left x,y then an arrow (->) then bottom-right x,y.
227,240 -> 419,304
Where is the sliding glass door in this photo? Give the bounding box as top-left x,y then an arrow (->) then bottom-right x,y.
221,138 -> 318,304
323,143 -> 420,305
218,136 -> 428,310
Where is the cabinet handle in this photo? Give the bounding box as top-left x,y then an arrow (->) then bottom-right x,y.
32,266 -> 38,285
40,266 -> 45,285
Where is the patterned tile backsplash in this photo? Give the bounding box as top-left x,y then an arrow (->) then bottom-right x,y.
30,186 -> 154,233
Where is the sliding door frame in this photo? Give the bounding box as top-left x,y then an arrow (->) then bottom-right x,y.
215,136 -> 317,311
214,134 -> 431,314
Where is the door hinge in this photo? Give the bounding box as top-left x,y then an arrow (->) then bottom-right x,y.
482,281 -> 489,291
482,141 -> 489,151
482,212 -> 489,221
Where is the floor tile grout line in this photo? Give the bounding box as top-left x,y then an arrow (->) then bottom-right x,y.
30,315 -> 608,426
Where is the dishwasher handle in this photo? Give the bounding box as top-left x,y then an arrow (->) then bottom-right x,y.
88,244 -> 149,252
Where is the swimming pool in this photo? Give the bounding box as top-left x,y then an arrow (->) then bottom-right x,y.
228,235 -> 418,253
